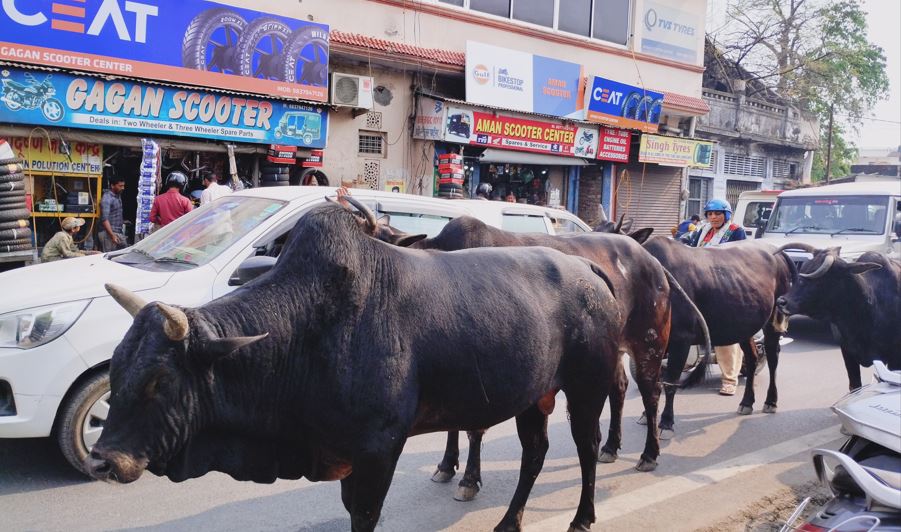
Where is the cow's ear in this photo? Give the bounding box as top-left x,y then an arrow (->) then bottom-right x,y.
847,262 -> 882,275
627,228 -> 654,244
393,233 -> 428,247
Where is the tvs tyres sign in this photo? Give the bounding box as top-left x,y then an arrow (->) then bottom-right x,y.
0,0 -> 330,101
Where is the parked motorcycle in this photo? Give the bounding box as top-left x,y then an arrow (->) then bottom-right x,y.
781,360 -> 901,531
0,73 -> 65,122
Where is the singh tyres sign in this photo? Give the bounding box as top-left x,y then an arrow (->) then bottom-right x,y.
0,68 -> 328,147
0,1 -> 329,102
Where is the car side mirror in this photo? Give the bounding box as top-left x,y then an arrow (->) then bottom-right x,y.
228,255 -> 277,286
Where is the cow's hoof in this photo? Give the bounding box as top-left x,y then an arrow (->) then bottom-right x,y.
454,484 -> 480,502
636,413 -> 648,426
763,404 -> 777,414
431,469 -> 455,483
659,428 -> 675,440
597,451 -> 618,463
737,405 -> 753,415
635,458 -> 658,472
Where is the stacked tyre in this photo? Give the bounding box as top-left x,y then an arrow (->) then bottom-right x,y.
0,150 -> 33,254
260,164 -> 291,187
436,182 -> 465,199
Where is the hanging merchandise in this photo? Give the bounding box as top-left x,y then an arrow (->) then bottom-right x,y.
136,139 -> 160,237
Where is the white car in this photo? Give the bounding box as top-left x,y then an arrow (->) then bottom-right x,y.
0,187 -> 590,475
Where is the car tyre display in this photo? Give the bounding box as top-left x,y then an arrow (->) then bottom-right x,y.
0,172 -> 24,184
0,219 -> 29,231
0,162 -> 23,176
279,25 -> 329,86
0,227 -> 31,241
236,17 -> 292,80
182,8 -> 248,74
0,208 -> 30,222
55,371 -> 110,476
0,242 -> 32,252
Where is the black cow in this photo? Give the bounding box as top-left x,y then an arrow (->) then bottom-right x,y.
593,213 -> 633,234
776,245 -> 901,388
379,215 -> 705,501
642,237 -> 796,433
87,202 -> 625,532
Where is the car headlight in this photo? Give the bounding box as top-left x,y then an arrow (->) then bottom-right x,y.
0,300 -> 90,349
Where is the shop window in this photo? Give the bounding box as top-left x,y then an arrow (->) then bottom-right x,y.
470,0 -> 510,17
593,0 -> 630,45
686,176 -> 711,218
358,132 -> 385,157
512,0 -> 554,27
726,180 -> 760,211
558,0 -> 592,37
502,214 -> 548,233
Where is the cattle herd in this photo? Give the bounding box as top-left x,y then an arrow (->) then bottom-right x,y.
87,198 -> 900,532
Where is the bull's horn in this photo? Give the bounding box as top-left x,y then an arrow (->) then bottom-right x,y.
157,303 -> 189,341
105,283 -> 147,318
613,214 -> 625,233
342,195 -> 378,233
800,254 -> 834,279
205,333 -> 269,360
774,242 -> 820,255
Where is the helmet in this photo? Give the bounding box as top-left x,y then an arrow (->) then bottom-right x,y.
476,182 -> 492,196
703,198 -> 733,222
166,171 -> 187,190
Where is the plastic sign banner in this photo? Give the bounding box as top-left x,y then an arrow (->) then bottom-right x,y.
597,127 -> 632,162
640,0 -> 702,64
0,68 -> 328,147
0,1 -> 329,101
638,134 -> 714,168
412,96 -> 446,141
7,136 -> 102,175
586,76 -> 663,133
466,41 -> 585,119
444,105 -> 598,158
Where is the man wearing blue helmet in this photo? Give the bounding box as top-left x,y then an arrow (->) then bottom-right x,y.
685,198 -> 747,395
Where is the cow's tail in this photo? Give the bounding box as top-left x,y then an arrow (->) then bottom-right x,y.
661,267 -> 711,389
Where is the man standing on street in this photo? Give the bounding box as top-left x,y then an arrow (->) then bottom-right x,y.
150,171 -> 193,228
200,172 -> 231,205
99,177 -> 127,252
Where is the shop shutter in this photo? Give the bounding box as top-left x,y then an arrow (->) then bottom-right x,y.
725,179 -> 760,211
615,163 -> 683,235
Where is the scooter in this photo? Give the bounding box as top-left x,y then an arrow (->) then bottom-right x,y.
781,361 -> 901,531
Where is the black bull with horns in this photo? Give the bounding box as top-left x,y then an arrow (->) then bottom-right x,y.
776,244 -> 901,388
87,201 -> 627,532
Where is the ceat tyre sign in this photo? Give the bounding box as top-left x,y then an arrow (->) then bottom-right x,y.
0,0 -> 330,102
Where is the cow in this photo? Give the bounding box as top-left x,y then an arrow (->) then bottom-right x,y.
86,201 -> 626,532
641,237 -> 796,433
377,213 -> 708,501
775,245 -> 901,388
593,213 -> 633,234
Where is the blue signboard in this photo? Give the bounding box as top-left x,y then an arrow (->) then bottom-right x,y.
585,76 -> 664,133
532,55 -> 584,118
0,68 -> 328,147
0,0 -> 329,101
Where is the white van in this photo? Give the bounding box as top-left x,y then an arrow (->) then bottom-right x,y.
758,179 -> 901,266
0,187 -> 590,474
733,189 -> 782,239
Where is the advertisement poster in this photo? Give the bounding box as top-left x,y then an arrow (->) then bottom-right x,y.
585,76 -> 664,133
0,68 -> 328,147
640,0 -> 702,64
7,136 -> 101,175
466,41 -> 584,119
638,134 -> 714,168
412,96 -> 446,141
384,179 -> 405,193
0,1 -> 329,101
597,127 -> 632,162
444,106 -> 598,158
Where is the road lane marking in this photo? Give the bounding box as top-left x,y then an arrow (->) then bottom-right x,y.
524,425 -> 842,530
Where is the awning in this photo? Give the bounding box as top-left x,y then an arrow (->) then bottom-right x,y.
479,148 -> 590,166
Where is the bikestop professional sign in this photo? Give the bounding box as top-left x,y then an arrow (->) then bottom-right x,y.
0,68 -> 328,147
585,76 -> 663,133
0,1 -> 329,102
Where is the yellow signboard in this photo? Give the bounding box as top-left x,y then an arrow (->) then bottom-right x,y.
638,134 -> 713,168
8,137 -> 102,176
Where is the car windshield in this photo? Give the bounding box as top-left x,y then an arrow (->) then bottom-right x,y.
111,196 -> 287,268
767,195 -> 888,235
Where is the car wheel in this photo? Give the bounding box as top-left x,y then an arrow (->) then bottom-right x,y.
55,371 -> 110,476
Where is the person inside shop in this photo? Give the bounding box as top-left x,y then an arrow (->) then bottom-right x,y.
200,171 -> 232,206
672,214 -> 701,238
99,177 -> 127,252
42,217 -> 101,262
683,198 -> 747,396
150,171 -> 193,228
475,182 -> 492,200
505,192 -> 517,203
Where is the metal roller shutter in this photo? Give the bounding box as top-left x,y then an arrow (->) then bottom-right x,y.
614,162 -> 683,234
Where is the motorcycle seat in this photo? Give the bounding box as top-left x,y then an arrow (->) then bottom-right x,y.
3,80 -> 28,90
860,455 -> 901,492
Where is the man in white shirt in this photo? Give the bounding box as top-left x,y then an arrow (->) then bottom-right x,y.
200,173 -> 232,205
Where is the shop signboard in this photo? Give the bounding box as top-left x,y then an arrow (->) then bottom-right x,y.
7,136 -> 102,176
466,41 -> 584,119
412,96 -> 446,141
0,68 -> 328,147
444,105 -> 598,158
638,134 -> 714,168
0,1 -> 329,101
640,0 -> 702,64
585,76 -> 663,133
597,127 -> 632,162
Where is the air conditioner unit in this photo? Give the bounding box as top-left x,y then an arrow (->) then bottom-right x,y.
330,73 -> 374,109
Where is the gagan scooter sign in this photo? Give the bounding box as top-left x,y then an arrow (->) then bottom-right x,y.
0,0 -> 329,102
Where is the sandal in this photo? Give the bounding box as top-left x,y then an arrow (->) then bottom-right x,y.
719,383 -> 737,396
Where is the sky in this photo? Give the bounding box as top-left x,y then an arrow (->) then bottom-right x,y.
707,0 -> 901,151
